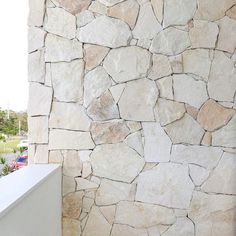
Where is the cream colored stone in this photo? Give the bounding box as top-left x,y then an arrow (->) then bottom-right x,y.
136,163 -> 194,208
150,27 -> 190,55
99,205 -> 116,224
156,77 -> 173,100
118,79 -> 158,121
151,0 -> 163,23
226,5 -> 236,20
91,143 -> 145,183
165,114 -> 204,144
91,120 -> 129,144
148,54 -> 172,80
28,27 -> 46,53
88,1 -> 108,15
76,178 -> 99,190
169,54 -> 183,73
49,129 -> 95,150
78,16 -> 132,48
108,0 -> 139,29
103,46 -> 151,83
55,0 -> 91,14
44,8 -> 76,39
45,63 -> 52,87
185,104 -> 198,120
111,224 -> 148,236
132,2 -> 162,40
183,49 -> 211,80
34,145 -> 49,164
84,44 -> 109,71
63,176 -> 76,196
84,66 -> 112,107
82,162 -> 92,178
171,144 -> 223,169
28,0 -> 45,26
49,150 -> 64,164
45,34 -> 82,62
83,197 -> 94,213
189,164 -> 210,186
79,150 -> 92,162
51,60 -> 84,103
201,132 -> 212,146
63,151 -> 82,177
62,218 -> 81,236
115,201 -> 176,227
137,39 -> 151,49
125,131 -> 143,156
126,121 -> 142,132
76,10 -> 94,27
109,84 -> 125,103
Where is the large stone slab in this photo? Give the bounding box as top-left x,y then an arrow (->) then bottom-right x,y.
111,224 -> 148,236
124,131 -> 143,156
156,76 -> 173,100
115,201 -> 176,227
28,27 -> 46,53
62,218 -> 81,236
49,129 -> 95,150
51,60 -> 84,103
63,150 -> 82,177
90,143 -> 145,183
142,122 -> 172,162
136,163 -> 194,208
118,79 -> 158,121
76,10 -> 95,27
103,46 -> 151,83
151,0 -> 163,24
189,164 -> 210,186
78,16 -> 132,48
28,0 -> 45,26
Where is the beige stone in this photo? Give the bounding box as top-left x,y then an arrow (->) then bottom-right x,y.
82,197 -> 94,213
28,0 -> 45,27
28,27 -> 46,53
185,104 -> 198,120
126,121 -> 142,132
76,178 -> 99,190
49,150 -> 64,164
201,132 -> 212,146
63,176 -> 76,196
63,151 -> 82,177
55,0 -> 91,14
91,120 -> 129,144
156,77 -> 173,100
151,0 -> 163,23
88,1 -> 108,15
98,0 -> 124,6
125,131 -> 143,156
197,99 -> 235,131
169,54 -> 183,74
109,84 -> 125,103
82,162 -> 92,178
76,10 -> 94,27
99,206 -> 116,225
33,145 -> 49,164
62,218 -> 81,236
226,5 -> 236,20
189,164 -> 210,186
111,224 -> 148,236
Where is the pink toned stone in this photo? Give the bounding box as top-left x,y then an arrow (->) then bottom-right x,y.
55,0 -> 91,14
185,104 -> 198,120
201,131 -> 212,146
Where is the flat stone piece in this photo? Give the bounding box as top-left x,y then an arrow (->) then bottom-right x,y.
170,144 -> 223,169
78,16 -> 132,48
124,131 -> 144,156
51,60 -> 84,103
63,218 -> 81,236
49,129 -> 95,150
44,7 -> 76,39
103,46 -> 151,83
118,79 -> 158,121
132,2 -> 162,40
150,27 -> 190,55
76,178 -> 99,190
76,10 -> 95,27
109,84 -> 125,103
151,0 -> 163,23
165,114 -> 204,145
136,163 -> 194,208
189,164 -> 210,186
55,0 -> 91,14
29,0 -> 45,26
88,1 -> 108,15
226,5 -> 236,20
99,205 -> 116,224
28,27 -> 46,53
63,176 -> 76,196
156,76 -> 173,100
63,150 -> 82,177
33,145 -> 49,164
142,122 -> 172,162
111,224 -> 148,236
98,0 -> 124,6
90,143 -> 145,183
115,201 -> 176,227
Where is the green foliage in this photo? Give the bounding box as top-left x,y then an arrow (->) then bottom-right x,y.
0,156 -> 6,164
1,164 -> 15,176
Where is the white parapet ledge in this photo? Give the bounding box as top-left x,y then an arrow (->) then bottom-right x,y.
0,164 -> 61,218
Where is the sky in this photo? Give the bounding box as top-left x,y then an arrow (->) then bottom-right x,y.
0,1 -> 28,112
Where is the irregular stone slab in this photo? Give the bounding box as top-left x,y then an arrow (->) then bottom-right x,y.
194,0 -> 235,21
62,176 -> 76,196
28,27 -> 46,53
49,102 -> 91,131
124,131 -> 143,156
201,131 -> 212,146
111,224 -> 148,236
49,129 -> 95,150
183,49 -> 211,80
54,0 -> 91,14
197,99 -> 235,131
76,178 -> 99,190
51,60 -> 84,103
44,8 -> 76,39
63,150 -> 82,177
171,144 -> 223,169
45,34 -> 83,62
226,5 -> 236,20
78,16 -> 132,48
151,0 -> 163,23
163,0 -> 196,27
103,46 -> 151,83
28,50 -> 45,83
155,98 -> 186,126
217,16 -> 236,53
76,10 -> 95,27
84,66 -> 112,107
148,54 -> 172,80
91,120 -> 129,144
63,218 -> 81,236
126,121 -> 142,133
142,122 -> 172,162
189,20 -> 219,48
189,164 -> 210,186
83,206 -> 112,236
201,152 -> 236,194
98,0 -> 124,6
88,1 -> 108,15
28,83 -> 52,116
136,163 -> 194,208
96,179 -> 134,205
169,54 -> 183,73
173,74 -> 208,108
150,27 -> 190,55
108,0 -> 139,29
132,2 -> 162,40
63,192 -> 83,218
28,116 -> 48,144
91,143 -> 145,183
115,201 -> 176,227
188,191 -> 236,236
156,77 -> 173,100
99,205 -> 116,224
118,79 -> 158,121
109,84 -> 125,103
82,162 -> 92,178
28,0 -> 45,26
165,114 -> 204,145
33,145 -> 49,164
185,104 -> 198,120
84,44 -> 109,71
208,51 -> 236,102
87,91 -> 120,121
162,218 -> 194,236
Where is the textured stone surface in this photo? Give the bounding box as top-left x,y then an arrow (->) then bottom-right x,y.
118,79 -> 158,121
78,16 -> 132,48
142,122 -> 172,162
226,5 -> 236,20
98,0 -> 124,6
99,205 -> 116,224
136,163 -> 194,208
76,10 -> 95,27
55,0 -> 91,14
76,178 -> 99,190
109,84 -> 125,103
28,27 -> 46,53
88,1 -> 108,15
156,77 -> 173,100
63,218 -> 81,236
91,143 -> 145,183
124,132 -> 143,156
189,164 -> 210,186
103,46 -> 151,83
29,0 -> 45,26
63,150 -> 82,177
63,176 -> 76,196
111,224 -> 148,236
151,0 -> 163,23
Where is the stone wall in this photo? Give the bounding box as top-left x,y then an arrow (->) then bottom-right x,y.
28,0 -> 236,235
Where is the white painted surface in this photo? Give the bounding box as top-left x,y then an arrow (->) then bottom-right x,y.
0,164 -> 61,236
